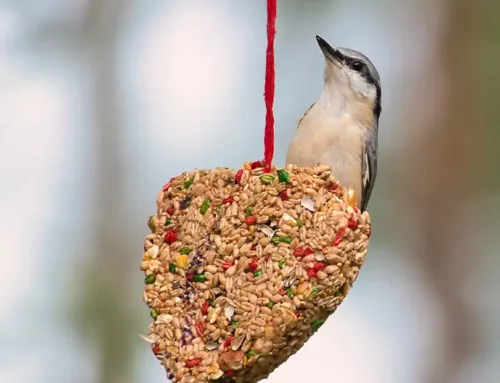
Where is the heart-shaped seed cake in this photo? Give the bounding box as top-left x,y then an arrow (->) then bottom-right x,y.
141,162 -> 371,383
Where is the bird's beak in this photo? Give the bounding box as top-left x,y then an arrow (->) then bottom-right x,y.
316,35 -> 342,63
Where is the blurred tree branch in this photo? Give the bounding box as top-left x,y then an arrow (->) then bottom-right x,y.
8,0 -> 138,382
74,2 -> 139,383
406,1 -> 484,382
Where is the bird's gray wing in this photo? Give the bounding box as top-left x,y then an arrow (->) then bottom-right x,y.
361,134 -> 378,211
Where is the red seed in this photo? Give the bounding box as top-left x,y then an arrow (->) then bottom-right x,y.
152,344 -> 160,355
166,206 -> 175,216
348,217 -> 359,229
223,336 -> 234,348
244,216 -> 257,225
326,182 -> 338,192
333,227 -> 346,246
185,358 -> 202,368
222,261 -> 233,271
226,370 -> 235,377
279,190 -> 289,201
164,229 -> 178,244
186,272 -> 193,281
313,262 -> 325,271
235,169 -> 244,184
162,179 -> 173,192
250,160 -> 264,169
223,196 -> 234,204
201,301 -> 210,315
195,321 -> 205,336
248,257 -> 258,271
279,288 -> 286,296
264,256 -> 270,262
307,268 -> 317,278
293,246 -> 314,257
293,248 -> 305,257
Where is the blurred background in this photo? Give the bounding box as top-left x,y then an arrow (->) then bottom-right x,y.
1,0 -> 499,382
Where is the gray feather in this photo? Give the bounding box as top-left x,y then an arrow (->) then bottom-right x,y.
337,47 -> 381,88
361,130 -> 378,211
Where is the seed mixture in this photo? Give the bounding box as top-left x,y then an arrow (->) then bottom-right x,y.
141,162 -> 371,383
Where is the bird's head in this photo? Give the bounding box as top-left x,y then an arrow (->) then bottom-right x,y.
316,35 -> 382,120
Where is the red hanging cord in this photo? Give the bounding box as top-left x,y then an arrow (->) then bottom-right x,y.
263,0 -> 277,173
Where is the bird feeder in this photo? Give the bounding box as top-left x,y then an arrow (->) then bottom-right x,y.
140,2 -> 372,382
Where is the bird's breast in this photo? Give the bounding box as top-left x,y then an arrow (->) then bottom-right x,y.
287,111 -> 363,165
286,109 -> 363,197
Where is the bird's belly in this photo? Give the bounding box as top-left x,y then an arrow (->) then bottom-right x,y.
319,147 -> 362,197
325,156 -> 362,194
286,116 -> 363,198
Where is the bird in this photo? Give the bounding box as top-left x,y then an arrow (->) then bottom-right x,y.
286,35 -> 382,212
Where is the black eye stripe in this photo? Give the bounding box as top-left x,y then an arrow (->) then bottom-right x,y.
344,57 -> 365,71
335,50 -> 380,100
341,56 -> 377,86
333,49 -> 381,118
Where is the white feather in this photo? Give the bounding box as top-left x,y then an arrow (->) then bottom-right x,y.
346,68 -> 377,101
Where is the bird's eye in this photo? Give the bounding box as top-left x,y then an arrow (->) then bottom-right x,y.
352,61 -> 364,71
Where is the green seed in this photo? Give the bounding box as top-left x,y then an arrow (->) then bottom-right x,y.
147,215 -> 156,232
183,178 -> 194,189
309,288 -> 318,299
145,274 -> 156,284
267,301 -> 274,308
231,320 -> 240,329
279,259 -> 285,269
296,218 -> 303,228
253,270 -> 263,278
272,235 -> 291,245
150,308 -> 159,319
244,206 -> 253,217
286,288 -> 295,298
334,287 -> 343,297
259,174 -> 275,185
208,299 -> 216,307
311,319 -> 325,332
179,248 -> 192,255
246,350 -> 254,357
169,263 -> 177,273
200,199 -> 211,215
277,169 -> 290,183
193,274 -> 206,283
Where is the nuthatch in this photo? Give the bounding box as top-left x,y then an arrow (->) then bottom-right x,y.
286,35 -> 382,211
